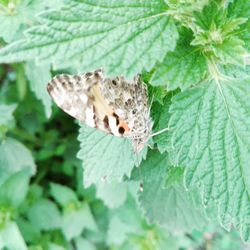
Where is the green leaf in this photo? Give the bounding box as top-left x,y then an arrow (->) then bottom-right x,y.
0,103 -> 17,127
96,181 -> 128,209
165,0 -> 209,32
74,237 -> 96,250
151,46 -> 207,90
15,61 -> 28,101
165,166 -> 184,187
0,169 -> 30,207
151,93 -> 173,153
62,202 -> 97,240
168,77 -> 250,241
108,216 -> 134,245
25,62 -> 52,118
0,137 -> 36,186
133,150 -> 207,232
16,218 -> 40,243
166,0 -> 209,16
108,193 -> 176,250
228,0 -> 250,18
227,0 -> 250,52
0,0 -> 64,42
221,64 -> 250,78
0,103 -> 16,138
215,37 -> 247,66
107,195 -> 144,246
50,183 -> 78,208
27,184 -> 43,204
192,2 -> 248,66
0,0 -> 178,78
48,243 -> 67,250
27,199 -> 62,230
0,222 -> 27,250
148,86 -> 167,105
0,1 -> 26,43
77,125 -> 145,187
193,2 -> 227,31
239,20 -> 250,50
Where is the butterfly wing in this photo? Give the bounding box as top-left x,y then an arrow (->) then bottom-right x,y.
99,75 -> 152,152
47,70 -> 130,136
47,71 -> 107,130
47,70 -> 152,152
100,76 -> 151,136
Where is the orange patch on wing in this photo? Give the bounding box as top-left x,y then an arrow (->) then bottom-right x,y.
119,120 -> 130,133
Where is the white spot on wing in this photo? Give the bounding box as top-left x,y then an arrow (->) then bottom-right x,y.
109,116 -> 119,136
85,106 -> 95,128
79,94 -> 88,103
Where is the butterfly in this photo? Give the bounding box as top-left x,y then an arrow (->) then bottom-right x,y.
47,69 -> 167,153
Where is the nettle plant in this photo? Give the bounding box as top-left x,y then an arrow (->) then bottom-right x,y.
0,0 -> 250,246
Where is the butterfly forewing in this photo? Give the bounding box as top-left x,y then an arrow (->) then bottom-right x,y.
47,70 -> 153,152
48,72 -> 101,127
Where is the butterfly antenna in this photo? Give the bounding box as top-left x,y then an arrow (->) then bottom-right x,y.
150,127 -> 169,138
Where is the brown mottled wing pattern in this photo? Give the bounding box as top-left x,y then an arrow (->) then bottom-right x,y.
47,70 -> 111,133
47,69 -> 152,152
100,75 -> 152,151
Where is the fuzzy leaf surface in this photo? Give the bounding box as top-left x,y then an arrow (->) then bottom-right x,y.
192,2 -> 248,66
0,0 -> 178,78
228,0 -> 250,52
77,125 -> 145,187
151,46 -> 206,90
168,77 -> 250,241
133,151 -> 207,232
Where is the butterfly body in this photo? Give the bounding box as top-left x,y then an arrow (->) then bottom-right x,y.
47,69 -> 152,153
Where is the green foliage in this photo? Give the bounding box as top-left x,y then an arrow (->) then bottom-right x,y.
0,0 -> 250,249
132,151 -> 208,232
25,62 -> 52,118
0,137 -> 36,185
0,0 -> 178,78
77,124 -> 146,187
0,169 -> 30,208
96,181 -> 128,209
50,183 -> 78,208
151,30 -> 207,89
0,0 -> 64,43
0,103 -> 16,138
0,103 -> 16,128
61,202 -> 97,240
0,222 -> 27,250
168,77 -> 250,240
27,199 -> 62,231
